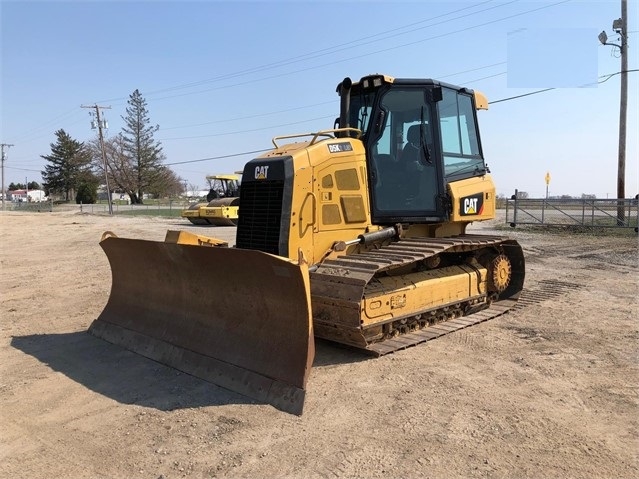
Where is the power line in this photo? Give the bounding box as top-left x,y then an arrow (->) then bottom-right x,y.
166,67 -> 634,141
160,101 -> 335,131
489,88 -> 555,104
160,62 -> 507,132
7,4 -> 505,143
8,115 -> 90,145
164,148 -> 271,166
7,108 -> 82,143
7,0 -> 569,144
158,115 -> 336,141
489,69 -> 639,105
97,0 -> 511,103
5,165 -> 42,173
167,66 -> 634,168
133,0 -> 571,105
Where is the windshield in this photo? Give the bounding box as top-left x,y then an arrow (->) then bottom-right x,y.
438,87 -> 486,179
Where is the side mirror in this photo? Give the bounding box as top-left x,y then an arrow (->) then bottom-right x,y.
374,111 -> 386,135
426,86 -> 443,103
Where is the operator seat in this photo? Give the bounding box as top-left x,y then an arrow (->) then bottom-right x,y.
399,124 -> 436,208
400,124 -> 431,166
207,189 -> 219,202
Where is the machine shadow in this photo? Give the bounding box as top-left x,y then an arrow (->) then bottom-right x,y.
11,332 -> 255,411
11,332 -> 369,411
312,338 -> 371,367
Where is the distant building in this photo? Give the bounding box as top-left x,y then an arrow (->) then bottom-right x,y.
97,186 -> 131,204
8,189 -> 48,202
185,190 -> 209,199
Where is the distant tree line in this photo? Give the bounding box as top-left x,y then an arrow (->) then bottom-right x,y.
8,181 -> 41,190
40,89 -> 183,204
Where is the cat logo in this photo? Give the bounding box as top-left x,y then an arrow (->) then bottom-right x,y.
464,198 -> 478,214
460,193 -> 484,216
254,165 -> 269,180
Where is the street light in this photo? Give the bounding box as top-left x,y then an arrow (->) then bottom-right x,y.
598,31 -> 608,45
597,28 -> 622,49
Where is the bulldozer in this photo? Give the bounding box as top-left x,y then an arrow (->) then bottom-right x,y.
90,74 -> 525,415
181,174 -> 241,226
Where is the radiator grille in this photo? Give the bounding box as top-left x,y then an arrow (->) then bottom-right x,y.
235,180 -> 284,254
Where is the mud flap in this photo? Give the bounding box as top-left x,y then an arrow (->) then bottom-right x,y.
89,236 -> 314,415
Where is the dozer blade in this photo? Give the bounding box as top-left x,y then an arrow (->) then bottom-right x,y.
89,235 -> 314,415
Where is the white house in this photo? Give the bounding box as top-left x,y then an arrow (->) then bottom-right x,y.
27,190 -> 47,202
8,189 -> 48,202
185,189 -> 210,199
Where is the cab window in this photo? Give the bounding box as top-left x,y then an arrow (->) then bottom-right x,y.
438,88 -> 483,179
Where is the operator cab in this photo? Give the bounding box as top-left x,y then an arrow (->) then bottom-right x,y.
337,74 -> 487,224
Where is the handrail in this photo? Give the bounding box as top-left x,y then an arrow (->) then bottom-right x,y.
271,128 -> 362,148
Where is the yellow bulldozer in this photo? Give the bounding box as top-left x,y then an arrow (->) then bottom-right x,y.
90,74 -> 525,415
181,173 -> 241,226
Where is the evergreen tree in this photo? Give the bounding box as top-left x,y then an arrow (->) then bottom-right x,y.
120,89 -> 164,204
41,129 -> 91,201
75,170 -> 100,204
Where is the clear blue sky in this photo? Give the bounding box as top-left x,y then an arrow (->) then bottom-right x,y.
1,0 -> 637,198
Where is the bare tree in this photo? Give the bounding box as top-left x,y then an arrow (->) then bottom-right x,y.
145,166 -> 184,199
90,135 -> 182,200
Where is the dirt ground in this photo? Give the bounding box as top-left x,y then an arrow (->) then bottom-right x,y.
1,210 -> 637,479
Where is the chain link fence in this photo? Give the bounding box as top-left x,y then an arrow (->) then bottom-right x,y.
1,199 -> 195,217
505,192 -> 638,232
4,194 -> 638,233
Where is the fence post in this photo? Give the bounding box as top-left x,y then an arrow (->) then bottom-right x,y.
511,189 -> 518,227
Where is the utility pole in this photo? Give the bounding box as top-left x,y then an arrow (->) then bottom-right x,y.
1,143 -> 14,211
82,104 -> 113,215
599,0 -> 628,224
616,0 -> 628,225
